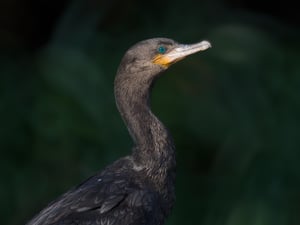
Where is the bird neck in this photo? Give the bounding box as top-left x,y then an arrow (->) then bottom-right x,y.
114,74 -> 176,181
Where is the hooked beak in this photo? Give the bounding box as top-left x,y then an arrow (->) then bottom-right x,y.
153,40 -> 211,67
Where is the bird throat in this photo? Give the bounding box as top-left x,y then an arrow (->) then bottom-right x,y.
114,73 -> 176,180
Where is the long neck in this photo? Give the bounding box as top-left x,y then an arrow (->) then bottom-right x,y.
114,72 -> 176,179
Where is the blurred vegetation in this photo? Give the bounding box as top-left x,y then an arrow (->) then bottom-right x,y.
0,0 -> 299,224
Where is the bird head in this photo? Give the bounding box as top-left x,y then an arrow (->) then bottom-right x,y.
117,38 -> 211,79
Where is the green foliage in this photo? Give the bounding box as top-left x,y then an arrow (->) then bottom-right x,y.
0,0 -> 299,224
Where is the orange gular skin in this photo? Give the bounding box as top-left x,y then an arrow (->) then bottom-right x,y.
152,54 -> 185,68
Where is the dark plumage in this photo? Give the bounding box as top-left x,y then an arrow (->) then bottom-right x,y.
26,38 -> 211,225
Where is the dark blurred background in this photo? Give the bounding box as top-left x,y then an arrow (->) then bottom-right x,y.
0,0 -> 299,224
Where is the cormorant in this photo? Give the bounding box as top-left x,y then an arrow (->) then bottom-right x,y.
26,38 -> 211,225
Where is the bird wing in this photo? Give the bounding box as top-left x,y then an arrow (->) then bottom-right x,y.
26,173 -> 161,225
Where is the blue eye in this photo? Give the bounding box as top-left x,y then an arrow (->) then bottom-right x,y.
157,46 -> 167,54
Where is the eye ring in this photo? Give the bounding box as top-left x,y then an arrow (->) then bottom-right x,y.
157,46 -> 167,54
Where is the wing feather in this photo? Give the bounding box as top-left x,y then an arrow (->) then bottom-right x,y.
26,173 -> 162,225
